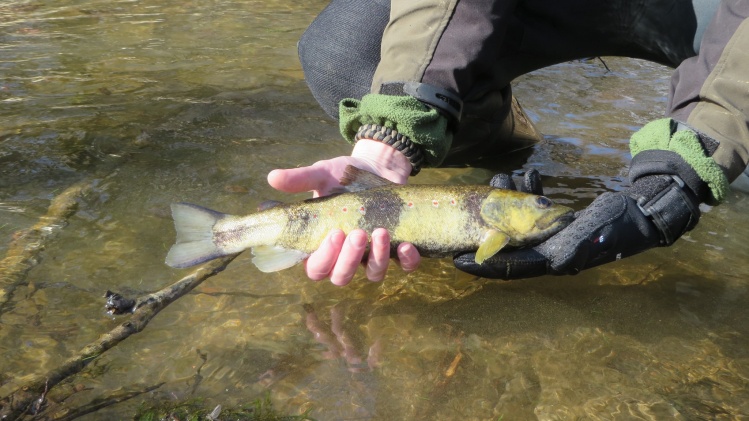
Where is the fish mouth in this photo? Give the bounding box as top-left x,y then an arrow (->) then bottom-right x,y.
535,209 -> 575,231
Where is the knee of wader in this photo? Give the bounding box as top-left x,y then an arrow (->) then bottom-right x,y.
297,0 -> 389,120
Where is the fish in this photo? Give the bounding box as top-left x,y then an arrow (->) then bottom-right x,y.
165,166 -> 574,272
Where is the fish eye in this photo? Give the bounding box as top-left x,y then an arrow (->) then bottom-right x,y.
536,196 -> 552,208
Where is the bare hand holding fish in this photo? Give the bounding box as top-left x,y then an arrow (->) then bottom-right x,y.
266,140 -> 419,284
166,164 -> 573,283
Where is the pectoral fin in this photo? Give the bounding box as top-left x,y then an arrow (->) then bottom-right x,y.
251,245 -> 309,273
475,230 -> 510,264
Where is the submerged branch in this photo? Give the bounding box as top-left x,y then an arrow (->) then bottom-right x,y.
45,382 -> 165,421
0,254 -> 239,420
0,179 -> 96,314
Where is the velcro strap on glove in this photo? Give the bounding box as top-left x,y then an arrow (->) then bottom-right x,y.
634,175 -> 701,245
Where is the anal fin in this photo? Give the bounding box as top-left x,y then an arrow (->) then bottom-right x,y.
251,245 -> 308,273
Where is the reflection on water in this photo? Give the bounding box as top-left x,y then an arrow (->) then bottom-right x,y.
2,0 -> 749,419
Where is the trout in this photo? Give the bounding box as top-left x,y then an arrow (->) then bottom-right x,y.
165,166 -> 574,272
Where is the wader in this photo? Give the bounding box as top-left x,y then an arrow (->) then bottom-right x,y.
299,0 -> 749,179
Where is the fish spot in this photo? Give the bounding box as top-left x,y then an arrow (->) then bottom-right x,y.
432,200 -> 439,207
407,202 -> 414,208
359,206 -> 366,215
450,199 -> 457,206
342,206 -> 348,213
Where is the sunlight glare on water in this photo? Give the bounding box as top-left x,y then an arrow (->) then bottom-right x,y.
1,0 -> 749,420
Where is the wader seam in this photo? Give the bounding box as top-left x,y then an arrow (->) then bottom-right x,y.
417,0 -> 460,84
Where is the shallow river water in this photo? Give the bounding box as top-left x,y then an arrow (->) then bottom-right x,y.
2,1 -> 749,420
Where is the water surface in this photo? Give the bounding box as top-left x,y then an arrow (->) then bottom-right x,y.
2,1 -> 749,419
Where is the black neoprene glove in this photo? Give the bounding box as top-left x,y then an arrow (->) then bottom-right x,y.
454,149 -> 709,279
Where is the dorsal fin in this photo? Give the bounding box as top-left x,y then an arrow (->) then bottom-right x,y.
338,165 -> 395,192
257,200 -> 284,211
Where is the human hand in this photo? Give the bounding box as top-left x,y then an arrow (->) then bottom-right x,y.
454,151 -> 707,279
267,139 -> 412,197
303,302 -> 382,372
266,139 -> 421,285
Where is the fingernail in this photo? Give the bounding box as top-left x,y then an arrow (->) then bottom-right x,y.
331,275 -> 352,287
371,229 -> 388,244
328,229 -> 345,246
347,231 -> 367,249
398,244 -> 419,272
368,272 -> 386,282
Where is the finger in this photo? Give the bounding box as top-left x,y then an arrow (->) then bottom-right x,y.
396,242 -> 421,272
304,305 -> 341,356
267,166 -> 332,195
453,249 -> 549,280
365,228 -> 390,282
329,229 -> 368,286
305,229 -> 345,281
489,173 -> 516,190
367,338 -> 383,370
521,169 -> 544,195
330,305 -> 363,367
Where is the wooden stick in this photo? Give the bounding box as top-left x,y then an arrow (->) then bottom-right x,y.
0,254 -> 239,420
44,383 -> 165,421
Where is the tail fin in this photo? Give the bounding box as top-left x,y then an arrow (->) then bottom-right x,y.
165,203 -> 227,268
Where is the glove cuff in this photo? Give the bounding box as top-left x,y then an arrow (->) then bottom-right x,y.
629,150 -> 709,203
629,118 -> 730,203
339,94 -> 452,167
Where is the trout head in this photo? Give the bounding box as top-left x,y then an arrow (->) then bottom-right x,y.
479,189 -> 574,248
